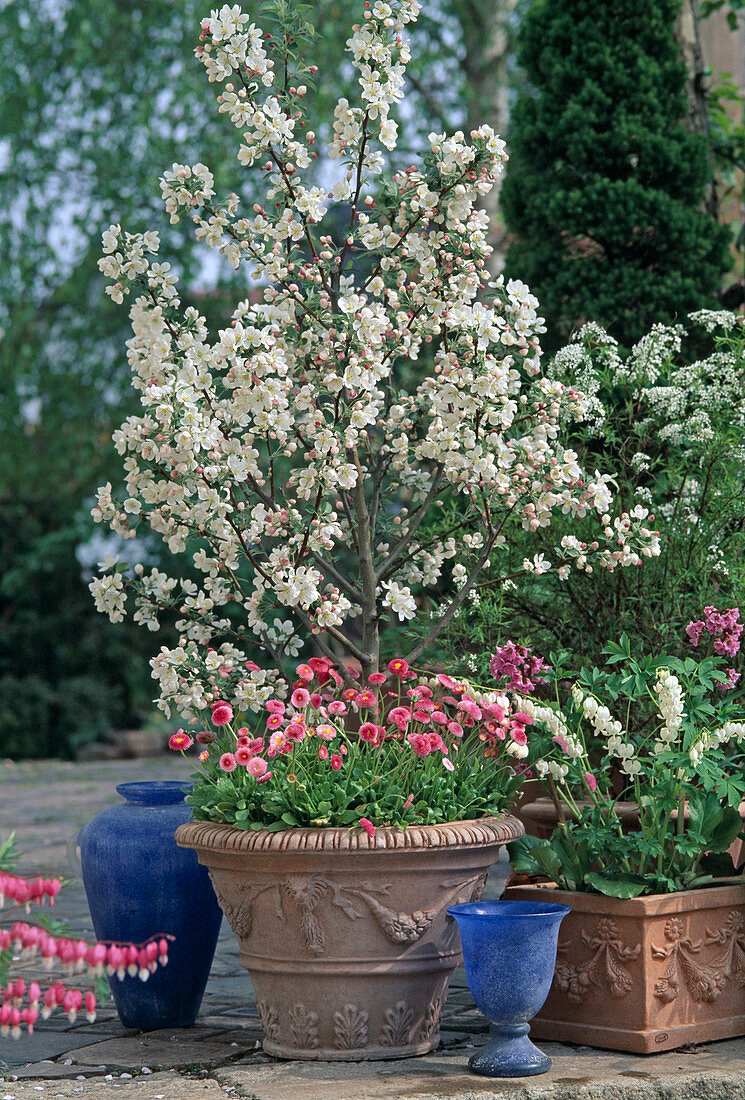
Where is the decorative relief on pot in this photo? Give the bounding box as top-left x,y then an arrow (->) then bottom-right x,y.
706,910 -> 745,990
555,917 -> 641,1003
652,917 -> 726,1004
256,1000 -> 280,1043
280,876 -> 330,955
417,997 -> 442,1044
231,871 -> 491,955
379,999 -> 414,1047
288,1003 -> 320,1049
333,1003 -> 369,1050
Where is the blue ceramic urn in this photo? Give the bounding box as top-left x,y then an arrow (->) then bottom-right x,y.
79,781 -> 222,1030
447,898 -> 569,1077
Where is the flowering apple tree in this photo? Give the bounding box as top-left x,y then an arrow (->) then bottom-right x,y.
90,0 -> 659,721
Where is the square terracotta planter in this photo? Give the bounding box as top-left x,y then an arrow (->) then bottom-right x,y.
505,884 -> 745,1053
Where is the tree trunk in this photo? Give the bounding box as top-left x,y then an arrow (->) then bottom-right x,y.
454,0 -> 519,276
675,0 -> 719,218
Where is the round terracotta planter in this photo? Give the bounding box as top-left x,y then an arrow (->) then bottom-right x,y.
176,815 -> 523,1060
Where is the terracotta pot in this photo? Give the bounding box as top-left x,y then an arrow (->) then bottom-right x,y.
505,883 -> 745,1054
518,797 -> 639,839
176,815 -> 523,1060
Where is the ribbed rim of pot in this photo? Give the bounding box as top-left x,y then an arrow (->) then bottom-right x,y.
175,814 -> 523,852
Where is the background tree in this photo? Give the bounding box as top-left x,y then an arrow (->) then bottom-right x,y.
500,0 -> 731,351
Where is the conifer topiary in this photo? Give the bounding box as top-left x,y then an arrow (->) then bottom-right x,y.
501,0 -> 730,349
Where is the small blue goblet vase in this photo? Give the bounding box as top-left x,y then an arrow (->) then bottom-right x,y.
447,898 -> 570,1077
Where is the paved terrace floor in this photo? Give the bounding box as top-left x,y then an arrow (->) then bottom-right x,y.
0,756 -> 743,1100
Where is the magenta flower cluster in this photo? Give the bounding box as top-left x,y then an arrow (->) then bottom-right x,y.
685,606 -> 742,689
489,641 -> 550,693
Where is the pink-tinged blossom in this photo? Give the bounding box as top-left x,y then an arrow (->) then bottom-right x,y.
291,688 -> 311,709
196,730 -> 215,744
330,754 -> 343,770
327,700 -> 347,716
412,709 -> 432,724
359,817 -> 376,838
443,757 -> 455,772
402,793 -> 414,810
458,698 -> 483,721
447,720 -> 464,738
219,753 -> 237,772
169,731 -> 193,751
296,663 -> 314,681
199,749 -> 210,763
246,756 -> 268,778
266,700 -> 285,715
553,734 -> 570,754
355,690 -> 377,708
266,713 -> 284,730
308,657 -> 333,685
256,771 -> 273,783
388,658 -> 410,677
318,744 -> 329,760
431,710 -> 448,725
368,672 -> 387,685
509,726 -> 528,746
584,772 -> 598,792
310,692 -> 323,708
211,703 -> 234,726
235,746 -> 254,765
316,723 -> 337,740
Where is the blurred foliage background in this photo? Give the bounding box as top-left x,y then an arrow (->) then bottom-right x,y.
0,0 -> 742,757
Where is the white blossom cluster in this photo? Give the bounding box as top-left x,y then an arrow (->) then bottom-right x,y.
689,720 -> 745,766
90,0 -> 660,715
652,669 -> 685,754
515,694 -> 584,782
571,686 -> 641,777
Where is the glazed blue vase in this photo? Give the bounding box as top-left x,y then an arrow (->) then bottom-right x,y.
447,898 -> 570,1077
79,781 -> 222,1030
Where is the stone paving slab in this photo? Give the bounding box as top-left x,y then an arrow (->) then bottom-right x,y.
69,1027 -> 264,1071
0,1070 -> 227,1099
215,1041 -> 745,1100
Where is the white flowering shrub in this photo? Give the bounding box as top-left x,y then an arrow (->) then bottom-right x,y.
432,311 -> 745,680
90,0 -> 658,720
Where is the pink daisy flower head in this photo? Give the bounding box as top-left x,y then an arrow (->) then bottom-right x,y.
308,656 -> 334,685
318,743 -> 329,760
389,706 -> 411,731
359,817 -> 376,838
584,771 -> 598,792
256,770 -> 273,783
196,730 -> 215,744
266,713 -> 284,730
247,756 -> 268,778
355,690 -> 377,709
169,731 -> 193,751
285,721 -> 306,742
436,672 -> 462,692
235,746 -> 254,765
447,720 -> 464,738
316,723 -> 337,741
327,700 -> 347,717
442,757 -> 455,772
407,732 -> 432,758
296,663 -> 315,682
219,752 -> 237,772
359,722 -> 381,744
367,672 -> 387,686
211,702 -> 234,727
291,688 -> 311,709
388,658 -> 410,678
199,750 -> 210,763
265,700 -> 285,715
330,754 -> 343,770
